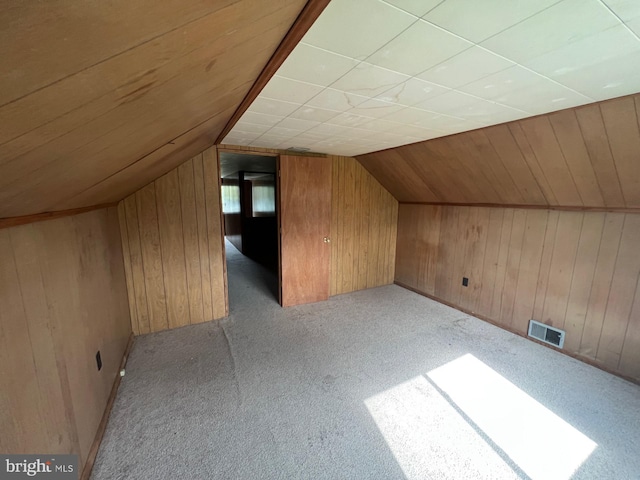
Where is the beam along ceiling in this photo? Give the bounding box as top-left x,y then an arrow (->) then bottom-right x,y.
223,0 -> 640,157
0,0 -> 308,218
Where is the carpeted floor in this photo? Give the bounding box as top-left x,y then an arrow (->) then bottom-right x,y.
91,240 -> 640,480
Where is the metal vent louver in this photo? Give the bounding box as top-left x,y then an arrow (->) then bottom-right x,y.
528,320 -> 565,348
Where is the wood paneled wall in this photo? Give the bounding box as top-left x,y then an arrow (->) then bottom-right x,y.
118,146 -> 227,335
358,94 -> 640,209
0,208 -> 131,468
331,156 -> 398,296
221,146 -> 399,296
396,204 -> 640,382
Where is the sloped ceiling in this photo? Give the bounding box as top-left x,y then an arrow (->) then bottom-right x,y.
223,0 -> 640,157
357,93 -> 640,208
0,0 -> 308,218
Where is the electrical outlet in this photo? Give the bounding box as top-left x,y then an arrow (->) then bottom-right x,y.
96,351 -> 102,371
462,277 -> 469,287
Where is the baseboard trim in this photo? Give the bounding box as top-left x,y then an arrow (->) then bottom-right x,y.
81,333 -> 135,480
394,281 -> 639,387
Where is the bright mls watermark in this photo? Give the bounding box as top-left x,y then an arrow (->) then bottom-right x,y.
0,455 -> 77,479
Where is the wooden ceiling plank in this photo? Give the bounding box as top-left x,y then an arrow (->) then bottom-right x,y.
55,106 -> 237,211
508,122 -> 558,205
447,134 -> 505,204
482,124 -> 547,205
574,104 -> 626,208
358,151 -> 433,202
517,116 -> 583,206
467,130 -> 526,204
600,97 -> 640,207
548,109 -> 605,207
0,0 -> 237,106
0,1 -> 289,151
423,139 -> 487,203
0,0 -> 307,218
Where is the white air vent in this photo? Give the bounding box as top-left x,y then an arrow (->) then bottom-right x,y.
286,147 -> 310,153
528,320 -> 565,348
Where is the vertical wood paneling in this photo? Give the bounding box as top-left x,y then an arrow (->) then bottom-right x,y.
579,213 -> 625,359
9,225 -> 75,453
619,278 -> 640,379
136,184 -> 168,332
596,215 -> 640,367
0,208 -> 131,472
540,212 -> 583,330
123,195 -> 150,335
500,209 -> 526,325
202,147 -> 227,319
156,170 -> 189,329
395,204 -> 640,383
178,161 -> 205,325
416,206 -> 441,296
477,208 -> 504,316
511,210 -> 547,333
330,156 -> 398,296
0,230 -> 47,452
118,202 -> 139,334
193,154 -> 214,321
118,146 -> 227,334
563,213 -> 605,352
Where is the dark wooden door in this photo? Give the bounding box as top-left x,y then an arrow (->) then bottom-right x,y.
279,155 -> 332,307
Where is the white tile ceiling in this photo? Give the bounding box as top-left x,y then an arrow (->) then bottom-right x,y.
223,0 -> 640,157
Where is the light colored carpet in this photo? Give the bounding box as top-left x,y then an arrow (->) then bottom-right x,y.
91,240 -> 640,480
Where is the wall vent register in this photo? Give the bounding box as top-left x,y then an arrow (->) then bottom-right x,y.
528,320 -> 565,349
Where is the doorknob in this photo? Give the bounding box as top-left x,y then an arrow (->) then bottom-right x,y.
323,237 -> 331,243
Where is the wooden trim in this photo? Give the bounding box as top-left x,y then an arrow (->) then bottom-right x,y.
0,203 -> 117,230
218,144 -> 327,158
80,333 -> 135,480
399,202 -> 640,214
214,0 -> 332,144
218,146 -> 280,157
394,280 -> 640,387
216,148 -> 230,317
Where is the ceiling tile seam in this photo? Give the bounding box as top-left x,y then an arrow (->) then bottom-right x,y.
380,0 -> 446,19
254,41 -> 582,123
267,51 -> 589,128
598,0 -> 640,43
291,24 -> 597,118
470,0 -> 565,45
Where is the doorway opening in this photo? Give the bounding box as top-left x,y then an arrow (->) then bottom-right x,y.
219,151 -> 279,306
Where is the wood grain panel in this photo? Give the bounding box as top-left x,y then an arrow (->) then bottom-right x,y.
330,156 -> 398,296
357,93 -> 640,210
579,213 -> 625,359
596,215 -> 640,367
118,146 -> 227,334
510,210 -> 547,333
395,204 -> 640,382
0,207 -> 131,472
203,147 -> 228,320
540,212 -> 583,330
179,161 -> 205,325
0,0 -> 308,218
563,213 -> 605,352
280,155 -> 332,307
156,170 -> 189,329
136,184 -> 169,332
